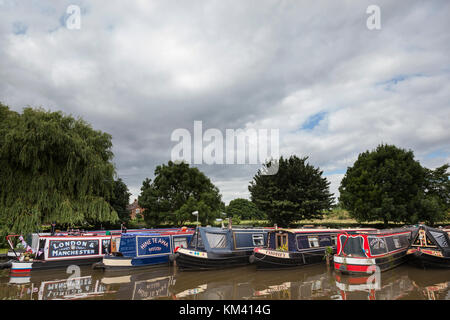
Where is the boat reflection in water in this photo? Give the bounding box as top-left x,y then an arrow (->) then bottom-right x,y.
6,268 -> 116,300
334,268 -> 415,300
102,268 -> 175,300
1,264 -> 449,300
406,267 -> 450,300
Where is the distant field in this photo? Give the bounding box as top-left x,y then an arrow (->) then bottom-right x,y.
230,208 -> 450,228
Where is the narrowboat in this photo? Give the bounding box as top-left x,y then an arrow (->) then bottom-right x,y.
93,228 -> 194,271
406,225 -> 450,269
250,227 -> 376,269
8,233 -> 122,274
333,227 -> 415,274
170,226 -> 271,271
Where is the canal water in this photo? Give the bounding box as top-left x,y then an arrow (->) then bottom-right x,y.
0,263 -> 448,300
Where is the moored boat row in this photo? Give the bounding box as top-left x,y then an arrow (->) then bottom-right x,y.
5,223 -> 449,277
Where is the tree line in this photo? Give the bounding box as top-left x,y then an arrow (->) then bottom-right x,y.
1,104 -> 449,242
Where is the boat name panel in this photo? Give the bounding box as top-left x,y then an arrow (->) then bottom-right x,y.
255,248 -> 290,259
137,236 -> 171,257
177,248 -> 208,259
48,239 -> 99,258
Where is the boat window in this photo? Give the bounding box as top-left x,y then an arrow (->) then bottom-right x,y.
385,236 -> 396,252
368,236 -> 387,255
205,233 -> 227,249
174,237 -> 188,249
296,235 -> 309,249
252,234 -> 265,246
429,231 -> 449,248
331,236 -> 337,246
342,236 -> 366,257
318,235 -> 332,247
189,231 -> 204,249
276,233 -> 288,250
399,234 -> 410,247
392,236 -> 401,249
308,236 -> 319,248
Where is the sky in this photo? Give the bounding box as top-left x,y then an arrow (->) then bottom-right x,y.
0,0 -> 449,205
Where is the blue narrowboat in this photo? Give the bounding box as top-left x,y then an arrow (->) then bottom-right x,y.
94,229 -> 194,271
170,226 -> 272,271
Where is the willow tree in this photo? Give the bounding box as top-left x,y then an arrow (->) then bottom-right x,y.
0,103 -> 119,237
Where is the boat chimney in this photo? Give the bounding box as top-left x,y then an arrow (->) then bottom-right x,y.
228,217 -> 232,230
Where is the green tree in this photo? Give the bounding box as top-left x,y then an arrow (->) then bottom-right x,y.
225,198 -> 266,220
110,178 -> 132,224
419,164 -> 450,225
138,161 -> 224,226
249,155 -> 334,227
339,144 -> 426,226
0,104 -> 119,237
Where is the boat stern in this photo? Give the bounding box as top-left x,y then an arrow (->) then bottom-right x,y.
333,255 -> 378,274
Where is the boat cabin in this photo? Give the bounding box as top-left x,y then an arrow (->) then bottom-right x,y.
334,227 -> 415,274
187,226 -> 269,253
266,228 -> 341,252
409,225 -> 450,253
118,231 -> 193,258
407,225 -> 450,268
336,228 -> 413,258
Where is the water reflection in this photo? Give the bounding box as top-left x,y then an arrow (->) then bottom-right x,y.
0,264 -> 448,300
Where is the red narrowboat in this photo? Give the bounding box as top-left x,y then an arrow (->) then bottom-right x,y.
334,227 -> 415,274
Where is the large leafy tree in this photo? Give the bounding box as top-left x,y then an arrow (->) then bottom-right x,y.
138,161 -> 224,226
0,104 -> 119,237
226,198 -> 266,220
339,144 -> 433,226
249,155 -> 334,227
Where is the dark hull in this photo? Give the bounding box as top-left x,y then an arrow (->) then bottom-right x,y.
251,250 -> 330,270
335,250 -> 409,275
407,251 -> 450,269
174,251 -> 252,271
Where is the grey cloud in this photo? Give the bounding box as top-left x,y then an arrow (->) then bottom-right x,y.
0,0 -> 449,204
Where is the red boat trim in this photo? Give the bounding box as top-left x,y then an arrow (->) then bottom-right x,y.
334,262 -> 371,273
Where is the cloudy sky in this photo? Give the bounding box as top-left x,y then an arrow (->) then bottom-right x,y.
1,0 -> 449,205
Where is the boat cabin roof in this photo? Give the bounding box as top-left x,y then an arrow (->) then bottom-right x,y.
269,227 -> 376,234
411,225 -> 450,254
189,226 -> 270,253
121,230 -> 194,237
338,227 -> 415,237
